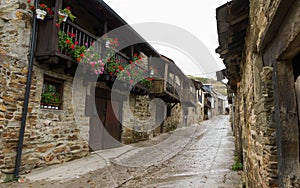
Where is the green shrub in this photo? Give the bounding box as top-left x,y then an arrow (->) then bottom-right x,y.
232,155 -> 243,171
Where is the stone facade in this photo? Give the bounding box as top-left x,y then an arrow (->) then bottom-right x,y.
163,103 -> 183,131
121,94 -> 197,144
0,1 -> 31,177
121,94 -> 155,144
217,0 -> 300,187
0,0 -> 89,179
0,47 -> 89,177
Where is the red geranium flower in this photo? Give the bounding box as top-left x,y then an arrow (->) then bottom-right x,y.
47,8 -> 53,15
39,3 -> 46,8
29,5 -> 35,11
68,32 -> 76,38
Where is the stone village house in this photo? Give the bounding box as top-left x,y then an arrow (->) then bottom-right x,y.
0,0 -> 207,179
216,0 -> 300,187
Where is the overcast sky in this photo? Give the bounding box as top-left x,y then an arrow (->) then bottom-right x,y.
104,0 -> 228,78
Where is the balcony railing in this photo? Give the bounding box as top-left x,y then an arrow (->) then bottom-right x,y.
59,20 -> 100,56
36,17 -> 149,77
36,16 -> 98,63
150,79 -> 181,102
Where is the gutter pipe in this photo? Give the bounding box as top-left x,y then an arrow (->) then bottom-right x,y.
14,0 -> 38,179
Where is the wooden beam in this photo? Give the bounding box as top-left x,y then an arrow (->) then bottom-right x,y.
273,60 -> 300,187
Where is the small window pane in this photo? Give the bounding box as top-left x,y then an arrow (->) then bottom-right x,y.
40,76 -> 63,110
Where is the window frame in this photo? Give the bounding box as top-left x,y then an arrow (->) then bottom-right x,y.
40,75 -> 64,110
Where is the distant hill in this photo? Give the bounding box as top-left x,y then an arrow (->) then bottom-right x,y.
188,76 -> 227,96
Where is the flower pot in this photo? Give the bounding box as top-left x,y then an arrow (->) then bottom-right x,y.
36,9 -> 47,20
58,10 -> 68,22
105,41 -> 110,48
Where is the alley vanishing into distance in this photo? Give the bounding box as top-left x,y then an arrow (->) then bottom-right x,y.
4,116 -> 243,188
121,116 -> 243,188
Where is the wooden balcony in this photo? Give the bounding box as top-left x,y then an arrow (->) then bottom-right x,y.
35,17 -> 150,94
181,89 -> 197,107
35,16 -> 98,67
150,79 -> 181,103
149,55 -> 187,103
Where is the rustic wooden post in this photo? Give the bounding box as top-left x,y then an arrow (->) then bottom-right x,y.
130,46 -> 134,57
164,61 -> 168,91
172,72 -> 176,94
273,61 -> 300,187
148,55 -> 152,78
53,0 -> 63,51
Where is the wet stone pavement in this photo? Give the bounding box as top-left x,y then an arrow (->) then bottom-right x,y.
121,116 -> 243,188
3,116 -> 243,188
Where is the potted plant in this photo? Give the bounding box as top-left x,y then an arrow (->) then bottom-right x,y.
41,85 -> 62,109
36,9 -> 47,20
27,1 -> 53,20
58,31 -> 86,61
58,7 -> 76,24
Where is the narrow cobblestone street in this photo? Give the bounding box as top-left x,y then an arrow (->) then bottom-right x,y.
3,116 -> 243,188
121,115 -> 243,188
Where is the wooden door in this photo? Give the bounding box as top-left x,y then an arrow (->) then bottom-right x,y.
103,100 -> 122,149
89,98 -> 106,151
89,97 -> 122,151
155,104 -> 165,134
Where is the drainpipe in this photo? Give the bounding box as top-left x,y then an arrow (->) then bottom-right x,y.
14,0 -> 38,179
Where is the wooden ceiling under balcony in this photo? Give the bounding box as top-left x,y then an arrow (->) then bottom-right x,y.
66,0 -> 160,57
215,0 -> 249,93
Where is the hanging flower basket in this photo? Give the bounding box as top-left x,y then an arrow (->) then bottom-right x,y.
58,10 -> 68,22
36,9 -> 47,20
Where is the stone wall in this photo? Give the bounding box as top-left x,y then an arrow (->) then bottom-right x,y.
186,107 -> 196,126
73,77 -> 92,143
163,103 -> 183,132
122,95 -> 189,143
0,0 -> 88,179
33,65 -> 89,166
121,94 -> 155,144
238,64 -> 278,187
232,0 -> 281,187
0,0 -> 34,178
0,63 -> 90,177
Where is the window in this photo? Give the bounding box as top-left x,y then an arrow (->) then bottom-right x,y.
198,90 -> 202,103
40,75 -> 64,110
